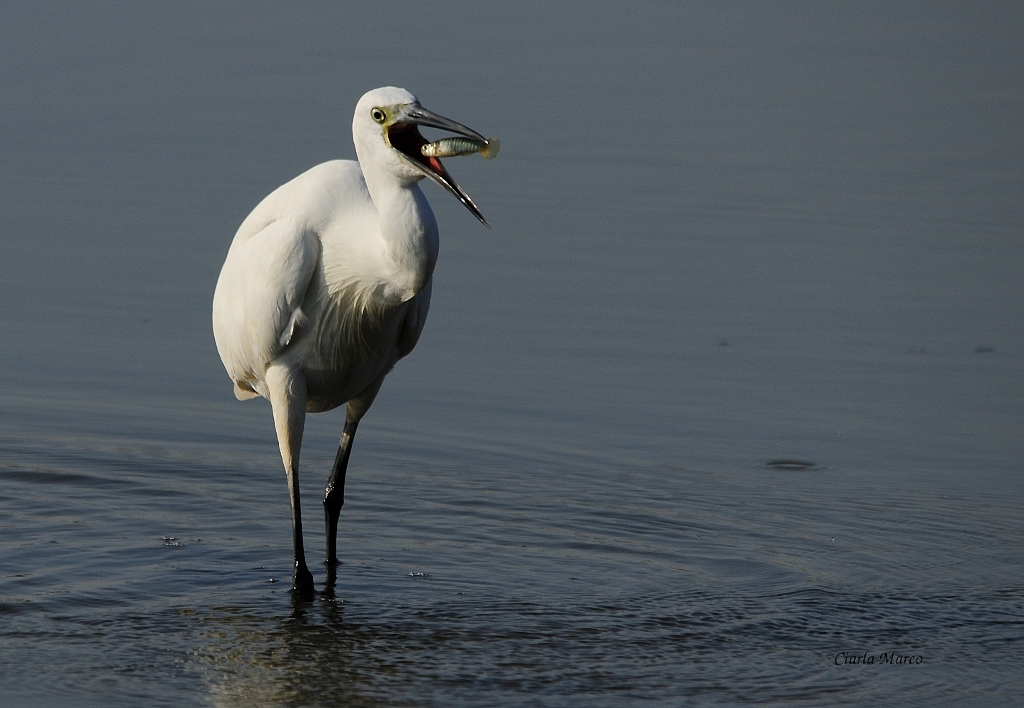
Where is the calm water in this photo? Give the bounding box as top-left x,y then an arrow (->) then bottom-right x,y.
1,3 -> 1022,705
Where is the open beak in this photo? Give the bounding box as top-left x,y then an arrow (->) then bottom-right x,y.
386,105 -> 490,227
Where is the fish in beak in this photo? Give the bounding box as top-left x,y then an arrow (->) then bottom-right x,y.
385,104 -> 492,227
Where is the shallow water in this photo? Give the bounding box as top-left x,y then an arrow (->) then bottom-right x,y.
1,3 -> 1022,706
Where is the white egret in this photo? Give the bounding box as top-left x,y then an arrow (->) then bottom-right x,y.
212,87 -> 493,598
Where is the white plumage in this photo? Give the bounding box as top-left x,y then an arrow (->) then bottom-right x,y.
212,87 -> 492,598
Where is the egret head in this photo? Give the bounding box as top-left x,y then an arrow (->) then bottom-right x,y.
353,86 -> 489,227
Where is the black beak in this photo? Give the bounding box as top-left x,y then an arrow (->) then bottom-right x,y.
386,105 -> 490,227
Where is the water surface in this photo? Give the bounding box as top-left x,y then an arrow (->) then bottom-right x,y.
1,3 -> 1022,705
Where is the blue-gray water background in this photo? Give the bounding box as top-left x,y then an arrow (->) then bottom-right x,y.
1,2 -> 1022,705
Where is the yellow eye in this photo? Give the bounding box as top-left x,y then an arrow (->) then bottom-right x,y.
370,107 -> 386,124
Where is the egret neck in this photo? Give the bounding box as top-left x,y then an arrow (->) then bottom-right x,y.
356,145 -> 439,304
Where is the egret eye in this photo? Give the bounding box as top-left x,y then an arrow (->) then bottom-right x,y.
370,108 -> 387,124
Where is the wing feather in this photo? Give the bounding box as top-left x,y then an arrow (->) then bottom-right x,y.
213,218 -> 319,394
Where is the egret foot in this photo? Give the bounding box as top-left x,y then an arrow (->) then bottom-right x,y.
324,561 -> 339,596
292,562 -> 315,600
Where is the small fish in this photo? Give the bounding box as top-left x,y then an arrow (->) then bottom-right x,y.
421,136 -> 501,160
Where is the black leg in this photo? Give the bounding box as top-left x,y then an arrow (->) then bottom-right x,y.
324,417 -> 359,565
287,464 -> 316,600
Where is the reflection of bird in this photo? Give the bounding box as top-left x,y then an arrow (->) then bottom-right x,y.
212,86 -> 493,598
